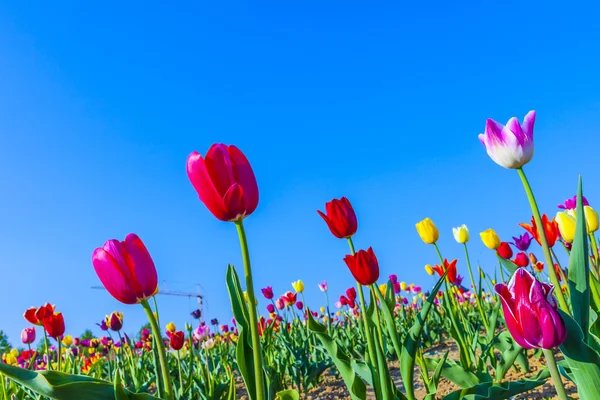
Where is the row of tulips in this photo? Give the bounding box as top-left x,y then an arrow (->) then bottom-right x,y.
2,109 -> 600,400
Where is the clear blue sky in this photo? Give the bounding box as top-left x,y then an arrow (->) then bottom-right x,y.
1,1 -> 599,345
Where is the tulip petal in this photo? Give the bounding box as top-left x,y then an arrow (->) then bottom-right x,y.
204,144 -> 236,197
521,110 -> 536,140
228,145 -> 259,216
187,151 -> 229,220
123,234 -> 158,300
92,248 -> 139,304
222,183 -> 245,221
495,282 -> 532,348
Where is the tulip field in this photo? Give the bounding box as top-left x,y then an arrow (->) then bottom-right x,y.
3,110 -> 600,400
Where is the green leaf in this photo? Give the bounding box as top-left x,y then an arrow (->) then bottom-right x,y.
307,311 -> 367,400
423,356 -> 479,389
441,370 -> 549,400
569,177 -> 590,343
559,309 -> 600,399
374,286 -> 403,359
496,256 -> 518,276
400,268 -> 448,400
0,363 -> 160,400
275,389 -> 300,400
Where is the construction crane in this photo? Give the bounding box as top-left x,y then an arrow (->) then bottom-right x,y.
91,283 -> 204,323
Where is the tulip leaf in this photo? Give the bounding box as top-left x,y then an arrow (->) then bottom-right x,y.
496,256 -> 518,276
275,389 -> 299,400
400,268 -> 448,400
374,287 -> 402,362
423,356 -> 479,389
559,309 -> 600,399
307,311 -> 367,400
0,362 -> 160,400
441,370 -> 549,400
568,177 -> 590,343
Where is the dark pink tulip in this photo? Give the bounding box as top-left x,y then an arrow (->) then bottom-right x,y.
21,328 -> 36,344
261,286 -> 274,300
92,234 -> 158,305
266,304 -> 275,313
295,301 -> 304,310
495,268 -> 566,349
187,144 -> 259,222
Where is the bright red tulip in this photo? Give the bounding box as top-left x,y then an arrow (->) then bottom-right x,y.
343,247 -> 380,286
24,303 -> 54,326
432,259 -> 458,284
495,268 -> 566,349
497,242 -> 513,259
281,291 -> 297,307
317,197 -> 358,239
187,144 -> 259,222
92,233 -> 158,305
43,312 -> 65,339
168,331 -> 185,351
513,252 -> 530,267
519,214 -> 559,248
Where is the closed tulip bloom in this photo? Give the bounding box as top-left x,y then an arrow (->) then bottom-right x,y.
343,247 -> 380,286
43,312 -> 65,339
187,144 -> 259,222
497,242 -> 513,259
106,312 -> 123,332
295,301 -> 304,310
275,298 -> 285,310
169,331 -> 185,351
261,286 -> 274,300
21,328 -> 36,344
379,283 -> 387,296
494,268 -> 566,349
513,252 -> 530,267
585,206 -> 599,233
266,304 -> 275,314
555,211 -> 576,243
400,281 -> 408,291
416,218 -> 439,244
478,110 -> 535,169
424,265 -> 434,276
62,335 -> 73,347
317,197 -> 358,239
480,229 -> 501,250
92,233 -> 158,305
520,215 -> 559,248
291,280 -> 304,293
317,281 -> 328,292
166,322 -> 176,333
388,274 -> 398,284
452,224 -> 469,244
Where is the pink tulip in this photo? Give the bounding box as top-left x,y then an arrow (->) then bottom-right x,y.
187,144 -> 259,222
21,328 -> 36,344
92,233 -> 158,304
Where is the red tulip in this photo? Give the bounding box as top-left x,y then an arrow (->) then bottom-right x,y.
92,233 -> 158,304
187,144 -> 259,222
343,247 -> 380,286
317,197 -> 358,239
43,312 -> 65,339
281,292 -> 297,307
495,268 -> 566,349
497,242 -> 513,259
519,214 -> 559,248
24,303 -> 54,326
432,259 -> 458,284
513,252 -> 530,267
106,312 -> 123,332
168,331 -> 185,351
346,287 -> 357,302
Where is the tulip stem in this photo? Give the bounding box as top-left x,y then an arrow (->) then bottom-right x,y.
235,220 -> 265,400
464,243 -> 489,330
57,340 -> 61,371
141,299 -> 174,400
348,237 -> 377,368
590,234 -> 600,278
43,330 -> 51,371
542,348 -> 568,400
517,167 -> 570,313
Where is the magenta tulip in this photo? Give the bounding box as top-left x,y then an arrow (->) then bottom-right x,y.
92,233 -> 158,305
495,268 -> 566,349
187,144 -> 259,222
21,327 -> 36,344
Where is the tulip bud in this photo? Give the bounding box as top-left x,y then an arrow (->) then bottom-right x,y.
424,264 -> 434,275
480,229 -> 501,250
317,197 -> 358,239
585,206 -> 599,233
555,211 -> 576,243
452,224 -> 470,244
261,286 -> 274,300
513,252 -> 530,267
62,335 -> 73,347
343,247 -> 380,286
495,268 -> 566,349
266,304 -> 275,314
416,218 -> 439,244
169,331 -> 185,351
496,242 -> 513,259
379,283 -> 387,297
291,280 -> 304,293
21,328 -> 36,345
106,311 -> 123,332
166,322 -> 176,333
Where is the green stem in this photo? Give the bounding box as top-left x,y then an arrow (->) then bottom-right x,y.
590,234 -> 599,279
464,243 -> 489,330
234,220 -> 265,400
57,340 -> 61,371
517,168 -> 569,313
1,373 -> 7,400
550,248 -> 569,294
141,299 -> 174,400
369,285 -> 386,356
348,237 -> 377,368
43,330 -> 51,371
177,350 -> 183,391
542,348 -> 569,400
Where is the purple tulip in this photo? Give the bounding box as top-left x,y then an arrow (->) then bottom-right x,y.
393,282 -> 401,294
495,268 -> 566,349
512,233 -> 533,252
558,195 -> 589,210
191,309 -> 202,320
219,324 -> 229,333
453,275 -> 463,286
317,281 -> 328,292
266,304 -> 275,313
193,323 -> 210,341
261,286 -> 274,300
295,301 -> 304,310
97,320 -> 108,331
388,274 -> 398,284
478,110 -> 536,169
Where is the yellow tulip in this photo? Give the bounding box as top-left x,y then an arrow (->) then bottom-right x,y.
415,218 -> 439,244
62,335 -> 73,347
555,211 -> 576,243
480,229 -> 501,250
424,264 -> 434,275
452,224 -> 470,244
292,280 -> 305,293
320,306 -> 325,313
379,283 -> 387,296
400,281 -> 408,291
166,322 -> 176,333
585,206 -> 599,233
336,311 -> 341,317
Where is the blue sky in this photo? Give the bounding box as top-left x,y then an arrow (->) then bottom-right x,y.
1,1 -> 599,345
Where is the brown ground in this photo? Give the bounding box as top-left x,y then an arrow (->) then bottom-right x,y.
237,341 -> 578,399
